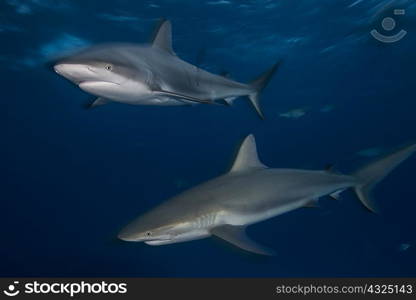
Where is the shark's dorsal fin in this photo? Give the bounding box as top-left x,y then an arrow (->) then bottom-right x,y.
151,19 -> 175,55
230,134 -> 267,173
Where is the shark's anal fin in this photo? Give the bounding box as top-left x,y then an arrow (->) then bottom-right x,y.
329,189 -> 344,200
223,97 -> 237,105
151,19 -> 175,55
230,134 -> 267,173
84,97 -> 110,109
211,225 -> 276,256
153,90 -> 216,105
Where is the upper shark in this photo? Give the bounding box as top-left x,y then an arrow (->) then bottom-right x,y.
53,19 -> 280,119
118,134 -> 416,255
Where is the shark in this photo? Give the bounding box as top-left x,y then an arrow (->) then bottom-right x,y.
118,134 -> 416,255
53,19 -> 280,119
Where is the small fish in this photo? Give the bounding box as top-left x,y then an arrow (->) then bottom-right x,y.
279,108 -> 307,119
320,104 -> 334,113
174,178 -> 189,189
398,243 -> 411,252
357,147 -> 384,157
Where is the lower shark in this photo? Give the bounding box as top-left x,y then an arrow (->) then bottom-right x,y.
53,19 -> 279,119
118,135 -> 416,255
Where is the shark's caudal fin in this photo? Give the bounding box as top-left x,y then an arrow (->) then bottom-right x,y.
248,61 -> 282,119
353,143 -> 416,213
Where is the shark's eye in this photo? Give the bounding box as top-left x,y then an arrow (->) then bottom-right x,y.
105,64 -> 112,71
146,231 -> 152,237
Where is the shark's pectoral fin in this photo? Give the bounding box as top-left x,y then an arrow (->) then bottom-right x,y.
84,97 -> 111,109
151,19 -> 175,55
211,225 -> 276,256
153,90 -> 216,105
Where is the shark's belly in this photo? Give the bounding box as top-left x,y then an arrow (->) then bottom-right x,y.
115,96 -> 188,106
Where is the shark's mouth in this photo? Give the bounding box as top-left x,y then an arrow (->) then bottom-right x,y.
118,235 -> 172,243
144,239 -> 173,246
78,80 -> 120,87
78,81 -> 121,95
142,234 -> 173,245
143,230 -> 211,246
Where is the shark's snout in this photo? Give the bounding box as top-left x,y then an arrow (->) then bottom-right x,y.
117,226 -> 148,242
53,64 -> 63,75
117,231 -> 169,243
118,224 -> 173,243
117,232 -> 139,242
53,63 -> 98,83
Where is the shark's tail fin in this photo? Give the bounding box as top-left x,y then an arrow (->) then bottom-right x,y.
353,143 -> 416,213
248,61 -> 282,119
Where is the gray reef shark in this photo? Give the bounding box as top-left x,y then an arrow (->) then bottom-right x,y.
118,134 -> 415,255
53,20 -> 279,119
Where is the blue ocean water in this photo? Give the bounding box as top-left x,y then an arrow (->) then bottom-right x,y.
2,0 -> 416,277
